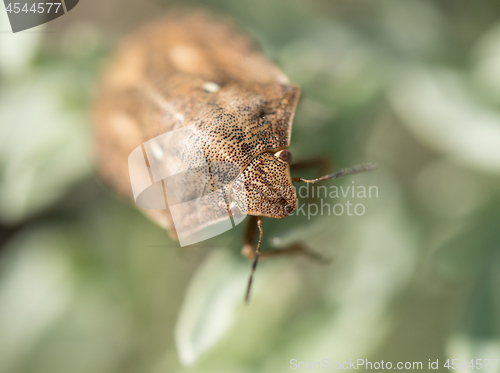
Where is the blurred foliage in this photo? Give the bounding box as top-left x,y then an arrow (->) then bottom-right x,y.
1,0 -> 500,372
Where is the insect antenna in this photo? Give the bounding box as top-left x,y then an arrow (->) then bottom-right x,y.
292,162 -> 377,184
245,216 -> 263,303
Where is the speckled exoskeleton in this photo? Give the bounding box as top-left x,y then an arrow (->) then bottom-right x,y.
93,11 -> 376,302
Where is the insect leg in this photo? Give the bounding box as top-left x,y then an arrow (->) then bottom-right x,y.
242,217 -> 327,262
241,215 -> 258,260
290,157 -> 332,175
242,217 -> 330,302
244,216 -> 263,303
293,162 -> 377,183
268,243 -> 327,262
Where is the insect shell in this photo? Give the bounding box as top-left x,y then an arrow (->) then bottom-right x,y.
93,11 -> 301,239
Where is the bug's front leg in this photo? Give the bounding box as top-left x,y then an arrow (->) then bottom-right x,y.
290,157 -> 332,176
241,217 -> 328,262
242,216 -> 329,303
241,215 -> 259,260
243,216 -> 263,303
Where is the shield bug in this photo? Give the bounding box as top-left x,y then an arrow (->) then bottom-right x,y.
93,11 -> 377,302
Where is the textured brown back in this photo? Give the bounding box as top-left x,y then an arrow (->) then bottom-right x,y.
93,11 -> 300,237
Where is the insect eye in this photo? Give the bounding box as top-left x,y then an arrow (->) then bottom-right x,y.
275,149 -> 292,164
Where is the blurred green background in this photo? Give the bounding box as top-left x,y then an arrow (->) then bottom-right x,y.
1,0 -> 500,372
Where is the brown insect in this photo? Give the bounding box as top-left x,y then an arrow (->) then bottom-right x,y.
93,11 -> 376,302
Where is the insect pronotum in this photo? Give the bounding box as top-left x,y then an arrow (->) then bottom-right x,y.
93,11 -> 377,303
